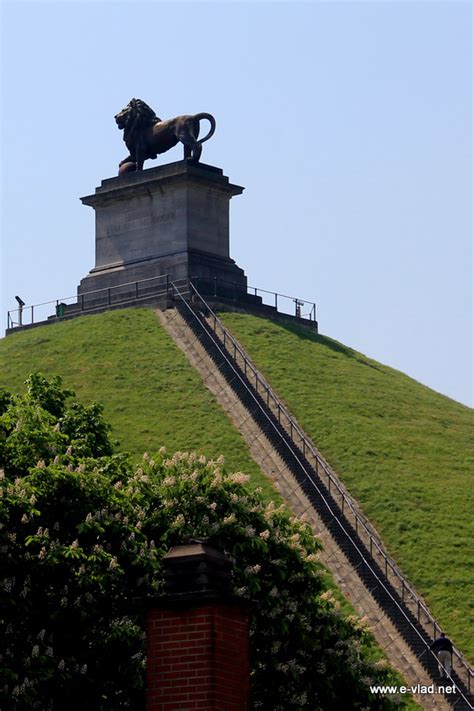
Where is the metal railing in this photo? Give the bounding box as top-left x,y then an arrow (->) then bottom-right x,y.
250,285 -> 317,322
190,275 -> 317,324
6,276 -> 317,332
6,275 -> 171,330
182,281 -> 474,703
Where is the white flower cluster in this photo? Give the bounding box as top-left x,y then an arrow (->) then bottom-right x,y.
228,472 -> 250,485
244,564 -> 261,575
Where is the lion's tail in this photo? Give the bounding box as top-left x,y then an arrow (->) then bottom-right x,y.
194,113 -> 216,144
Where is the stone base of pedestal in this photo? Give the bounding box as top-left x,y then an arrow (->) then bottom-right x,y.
77,249 -> 248,300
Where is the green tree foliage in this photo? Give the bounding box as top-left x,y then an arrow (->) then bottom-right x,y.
1,375 -> 406,710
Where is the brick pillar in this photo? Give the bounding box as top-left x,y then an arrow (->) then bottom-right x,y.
145,543 -> 250,711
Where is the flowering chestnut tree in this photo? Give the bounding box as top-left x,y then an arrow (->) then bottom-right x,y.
1,375 -> 405,709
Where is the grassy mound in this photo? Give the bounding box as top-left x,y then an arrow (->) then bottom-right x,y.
0,309 -> 274,499
219,312 -> 473,661
1,305 -> 467,692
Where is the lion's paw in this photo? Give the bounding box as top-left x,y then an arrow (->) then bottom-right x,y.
118,161 -> 136,176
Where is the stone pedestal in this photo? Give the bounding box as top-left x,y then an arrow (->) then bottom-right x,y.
78,160 -> 249,300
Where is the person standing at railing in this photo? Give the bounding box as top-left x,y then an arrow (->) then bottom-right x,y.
430,632 -> 454,679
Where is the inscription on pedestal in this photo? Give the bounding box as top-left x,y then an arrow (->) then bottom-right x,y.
105,213 -> 176,237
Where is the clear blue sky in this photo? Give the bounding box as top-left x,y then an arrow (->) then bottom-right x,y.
1,1 -> 472,406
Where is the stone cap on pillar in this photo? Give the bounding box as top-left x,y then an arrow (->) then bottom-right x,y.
81,160 -> 244,207
162,541 -> 233,602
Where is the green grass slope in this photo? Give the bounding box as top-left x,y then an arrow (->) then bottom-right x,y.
0,309 -> 274,499
219,312 -> 474,661
0,308 -> 433,703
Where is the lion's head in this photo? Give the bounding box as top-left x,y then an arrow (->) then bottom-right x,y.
114,98 -> 161,134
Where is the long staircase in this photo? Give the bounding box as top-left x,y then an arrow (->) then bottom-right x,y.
158,281 -> 473,711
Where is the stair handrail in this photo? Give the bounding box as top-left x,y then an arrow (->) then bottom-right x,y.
185,281 -> 474,697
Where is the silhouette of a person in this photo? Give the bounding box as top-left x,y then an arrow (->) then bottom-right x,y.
430,632 -> 453,679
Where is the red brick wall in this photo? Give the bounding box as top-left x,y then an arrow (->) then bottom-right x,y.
146,601 -> 250,710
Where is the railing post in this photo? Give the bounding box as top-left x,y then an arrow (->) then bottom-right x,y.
274,292 -> 278,310
31,305 -> 34,324
108,288 -> 111,305
136,281 -> 139,300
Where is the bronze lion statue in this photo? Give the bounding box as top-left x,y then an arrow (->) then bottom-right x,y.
115,98 -> 216,174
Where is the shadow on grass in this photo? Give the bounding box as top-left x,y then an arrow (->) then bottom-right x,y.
279,321 -> 386,373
